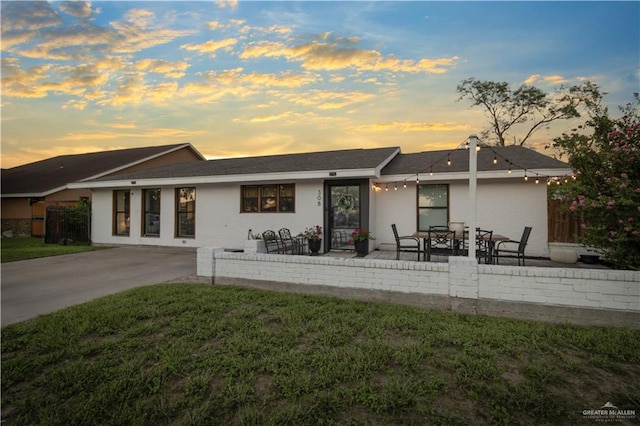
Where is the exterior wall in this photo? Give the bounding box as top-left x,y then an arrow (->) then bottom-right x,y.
112,147 -> 203,175
91,180 -> 325,249
45,189 -> 91,203
198,248 -> 640,328
373,178 -> 550,257
1,198 -> 31,219
1,198 -> 33,236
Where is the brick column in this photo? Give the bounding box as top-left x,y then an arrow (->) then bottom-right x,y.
197,246 -> 224,284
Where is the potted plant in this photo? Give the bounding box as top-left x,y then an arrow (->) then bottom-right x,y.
350,228 -> 375,257
303,225 -> 323,255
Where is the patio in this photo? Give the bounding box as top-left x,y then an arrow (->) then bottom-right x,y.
323,249 -> 611,269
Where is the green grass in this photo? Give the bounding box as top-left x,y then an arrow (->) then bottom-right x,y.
2,284 -> 639,425
1,237 -> 109,263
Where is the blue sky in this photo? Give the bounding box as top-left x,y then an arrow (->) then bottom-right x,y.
1,1 -> 638,168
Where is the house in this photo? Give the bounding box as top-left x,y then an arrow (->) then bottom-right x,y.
1,144 -> 206,237
69,145 -> 572,258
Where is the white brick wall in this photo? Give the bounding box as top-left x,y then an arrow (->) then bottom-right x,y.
197,248 -> 640,317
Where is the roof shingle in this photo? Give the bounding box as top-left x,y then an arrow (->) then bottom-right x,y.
1,144 -> 196,195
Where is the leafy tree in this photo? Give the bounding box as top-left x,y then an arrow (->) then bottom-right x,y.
456,78 -> 602,146
551,93 -> 640,270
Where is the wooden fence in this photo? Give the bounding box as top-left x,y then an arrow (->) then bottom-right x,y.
547,199 -> 584,243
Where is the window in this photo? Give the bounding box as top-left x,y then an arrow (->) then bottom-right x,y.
142,188 -> 161,237
113,190 -> 130,236
241,184 -> 295,212
176,187 -> 195,238
418,184 -> 449,231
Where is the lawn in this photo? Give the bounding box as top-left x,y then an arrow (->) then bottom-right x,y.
1,237 -> 109,263
2,284 -> 638,425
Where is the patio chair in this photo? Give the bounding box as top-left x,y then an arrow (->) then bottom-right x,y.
262,230 -> 282,254
278,228 -> 299,254
391,224 -> 421,260
475,229 -> 494,264
495,226 -> 532,266
426,226 -> 456,261
332,230 -> 349,249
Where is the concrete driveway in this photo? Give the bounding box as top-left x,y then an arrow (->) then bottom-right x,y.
1,246 -> 197,326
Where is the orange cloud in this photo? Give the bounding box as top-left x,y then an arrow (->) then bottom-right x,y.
135,58 -> 189,78
240,39 -> 458,74
180,38 -> 238,57
352,121 -> 472,132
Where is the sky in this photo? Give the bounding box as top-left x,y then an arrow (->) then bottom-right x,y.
1,1 -> 639,169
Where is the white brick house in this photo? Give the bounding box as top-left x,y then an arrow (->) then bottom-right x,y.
70,145 -> 572,258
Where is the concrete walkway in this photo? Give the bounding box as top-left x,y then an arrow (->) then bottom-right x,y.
1,246 -> 196,326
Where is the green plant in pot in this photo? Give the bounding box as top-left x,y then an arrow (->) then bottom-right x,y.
303,225 -> 323,255
350,228 -> 375,257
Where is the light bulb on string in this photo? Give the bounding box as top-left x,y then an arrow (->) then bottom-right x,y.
447,155 -> 451,166
493,156 -> 498,165
403,180 -> 407,188
524,170 -> 528,181
385,183 -> 388,191
429,167 -> 433,176
394,182 -> 398,191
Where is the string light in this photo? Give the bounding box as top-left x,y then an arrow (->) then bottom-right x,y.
371,138 -> 565,193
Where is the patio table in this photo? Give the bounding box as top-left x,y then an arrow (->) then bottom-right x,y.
412,231 -> 508,263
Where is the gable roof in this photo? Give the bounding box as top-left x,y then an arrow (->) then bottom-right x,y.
1,144 -> 205,197
381,146 -> 570,176
81,147 -> 401,184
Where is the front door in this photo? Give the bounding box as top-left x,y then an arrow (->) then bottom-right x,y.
325,180 -> 369,251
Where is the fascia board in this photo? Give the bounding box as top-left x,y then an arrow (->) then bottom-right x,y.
1,185 -> 68,198
68,168 -> 379,189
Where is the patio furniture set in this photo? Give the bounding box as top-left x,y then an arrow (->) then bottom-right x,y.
392,224 -> 532,266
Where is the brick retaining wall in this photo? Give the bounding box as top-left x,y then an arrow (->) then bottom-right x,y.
197,247 -> 640,328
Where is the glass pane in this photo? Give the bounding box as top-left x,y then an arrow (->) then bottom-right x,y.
243,198 -> 258,212
179,188 -> 195,208
332,185 -> 359,228
418,208 -> 448,231
280,197 -> 294,212
145,189 -> 161,213
243,186 -> 258,197
178,214 -> 195,237
279,184 -> 294,197
262,185 -> 277,197
115,212 -> 130,235
418,185 -> 447,208
145,213 -> 160,236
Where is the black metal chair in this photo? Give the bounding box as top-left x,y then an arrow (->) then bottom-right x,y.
475,229 -> 493,264
426,226 -> 455,261
278,228 -> 299,254
262,230 -> 282,254
496,226 -> 532,266
391,224 -> 421,260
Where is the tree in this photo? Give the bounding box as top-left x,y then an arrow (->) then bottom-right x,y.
456,78 -> 602,146
551,93 -> 640,270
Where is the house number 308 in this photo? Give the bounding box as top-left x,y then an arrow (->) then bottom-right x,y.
317,190 -> 322,206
